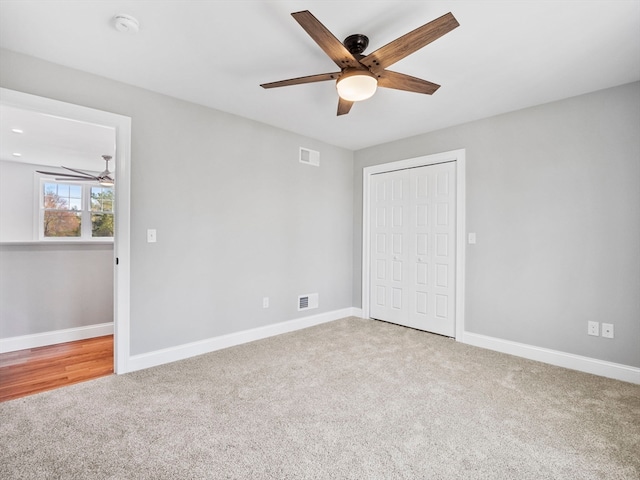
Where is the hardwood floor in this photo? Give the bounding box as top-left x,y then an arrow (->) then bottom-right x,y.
0,335 -> 113,402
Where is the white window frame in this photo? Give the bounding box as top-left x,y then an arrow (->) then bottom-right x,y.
37,176 -> 114,242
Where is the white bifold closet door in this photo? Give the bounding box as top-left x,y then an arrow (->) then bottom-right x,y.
370,162 -> 456,336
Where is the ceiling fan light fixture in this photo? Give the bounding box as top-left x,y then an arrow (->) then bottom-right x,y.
336,70 -> 378,102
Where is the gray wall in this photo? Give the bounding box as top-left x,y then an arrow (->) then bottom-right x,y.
0,160 -> 114,337
2,47 -> 637,370
0,49 -> 354,355
354,82 -> 640,368
0,244 -> 113,337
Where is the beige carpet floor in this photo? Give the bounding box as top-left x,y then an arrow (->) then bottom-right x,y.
1,317 -> 639,479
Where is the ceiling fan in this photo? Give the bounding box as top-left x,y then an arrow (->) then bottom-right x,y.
261,10 -> 459,115
37,154 -> 115,186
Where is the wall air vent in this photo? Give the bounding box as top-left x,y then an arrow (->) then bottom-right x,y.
298,293 -> 319,311
299,147 -> 320,166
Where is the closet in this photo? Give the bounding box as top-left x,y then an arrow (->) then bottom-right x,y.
369,162 -> 456,336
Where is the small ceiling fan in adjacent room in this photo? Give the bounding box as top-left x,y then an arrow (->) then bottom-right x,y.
37,154 -> 115,186
261,10 -> 460,115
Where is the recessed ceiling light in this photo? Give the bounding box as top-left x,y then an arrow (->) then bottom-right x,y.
12,153 -> 22,157
11,128 -> 24,134
113,14 -> 139,34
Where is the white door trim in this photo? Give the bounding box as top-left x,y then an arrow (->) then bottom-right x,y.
1,88 -> 132,373
362,149 -> 466,339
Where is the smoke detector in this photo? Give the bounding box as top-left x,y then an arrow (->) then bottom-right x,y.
113,14 -> 139,34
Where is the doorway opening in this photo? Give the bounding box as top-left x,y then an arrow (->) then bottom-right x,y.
0,88 -> 131,374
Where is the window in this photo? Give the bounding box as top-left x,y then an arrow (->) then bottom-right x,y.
42,182 -> 83,237
40,180 -> 114,240
90,186 -> 115,238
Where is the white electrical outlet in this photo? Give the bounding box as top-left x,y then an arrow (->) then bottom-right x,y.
262,297 -> 269,309
587,321 -> 599,336
602,323 -> 614,339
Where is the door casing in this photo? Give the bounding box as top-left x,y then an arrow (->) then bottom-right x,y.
362,149 -> 466,339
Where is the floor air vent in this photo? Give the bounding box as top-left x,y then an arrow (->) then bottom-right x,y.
298,293 -> 319,311
299,147 -> 320,166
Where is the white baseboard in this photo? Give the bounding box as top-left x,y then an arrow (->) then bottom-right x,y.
461,331 -> 640,384
126,308 -> 359,373
0,323 -> 114,353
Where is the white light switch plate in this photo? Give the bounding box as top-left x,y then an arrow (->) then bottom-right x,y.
468,233 -> 476,244
147,229 -> 157,243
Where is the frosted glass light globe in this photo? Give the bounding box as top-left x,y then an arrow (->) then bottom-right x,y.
336,71 -> 378,102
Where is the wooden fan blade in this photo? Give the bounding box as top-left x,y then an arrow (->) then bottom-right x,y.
361,12 -> 459,74
261,72 -> 340,89
337,97 -> 354,116
36,170 -> 93,180
377,70 -> 440,95
291,11 -> 360,69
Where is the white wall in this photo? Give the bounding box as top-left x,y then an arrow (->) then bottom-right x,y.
0,160 -> 35,241
0,48 -> 354,356
354,82 -> 640,368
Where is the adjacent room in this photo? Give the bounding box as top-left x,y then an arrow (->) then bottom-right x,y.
0,1 -> 638,478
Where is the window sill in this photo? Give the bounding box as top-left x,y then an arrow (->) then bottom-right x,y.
0,240 -> 114,246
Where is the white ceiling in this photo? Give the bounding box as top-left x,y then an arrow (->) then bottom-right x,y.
0,105 -> 115,170
0,0 -> 639,152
